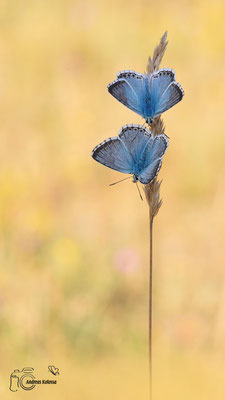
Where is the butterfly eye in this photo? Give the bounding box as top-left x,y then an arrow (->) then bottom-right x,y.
146,117 -> 153,125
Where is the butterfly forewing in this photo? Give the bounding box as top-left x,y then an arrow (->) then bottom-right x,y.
150,69 -> 175,97
147,69 -> 175,117
92,137 -> 134,174
118,124 -> 152,166
108,72 -> 148,117
154,82 -> 184,116
116,71 -> 146,92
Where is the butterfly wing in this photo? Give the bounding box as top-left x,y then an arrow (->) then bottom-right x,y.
116,70 -> 148,96
118,124 -> 152,165
154,81 -> 184,116
150,68 -> 175,97
138,134 -> 169,184
138,159 -> 163,184
148,69 -> 175,116
140,134 -> 169,166
92,127 -> 169,184
107,71 -> 149,117
91,136 -> 134,174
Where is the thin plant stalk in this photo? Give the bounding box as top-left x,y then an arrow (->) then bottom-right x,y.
149,211 -> 153,399
143,31 -> 168,399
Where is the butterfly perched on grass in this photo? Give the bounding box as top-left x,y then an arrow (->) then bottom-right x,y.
107,68 -> 184,124
91,124 -> 169,185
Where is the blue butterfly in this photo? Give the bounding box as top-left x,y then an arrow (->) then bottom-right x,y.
107,68 -> 184,124
91,124 -> 169,185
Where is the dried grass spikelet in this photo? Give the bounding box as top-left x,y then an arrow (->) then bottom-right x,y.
143,31 -> 168,219
150,116 -> 165,137
143,179 -> 163,219
146,31 -> 168,75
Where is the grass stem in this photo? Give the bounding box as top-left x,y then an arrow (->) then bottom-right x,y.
149,211 -> 153,399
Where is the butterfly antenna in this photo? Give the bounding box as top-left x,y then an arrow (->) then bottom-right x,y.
109,176 -> 132,186
136,182 -> 143,201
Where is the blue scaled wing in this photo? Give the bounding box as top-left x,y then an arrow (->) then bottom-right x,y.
150,69 -> 176,97
107,71 -> 148,117
91,125 -> 169,185
154,82 -> 184,116
138,134 -> 169,184
91,136 -> 134,174
117,124 -> 168,185
149,69 -> 175,114
140,134 -> 169,166
151,69 -> 184,117
108,68 -> 184,120
138,159 -> 163,184
118,124 -> 153,165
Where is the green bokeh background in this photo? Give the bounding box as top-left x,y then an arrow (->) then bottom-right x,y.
1,0 -> 225,399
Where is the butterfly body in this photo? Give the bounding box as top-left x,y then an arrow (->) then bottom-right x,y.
91,124 -> 169,185
107,68 -> 184,122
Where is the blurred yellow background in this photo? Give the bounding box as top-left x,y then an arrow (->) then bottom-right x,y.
1,0 -> 225,399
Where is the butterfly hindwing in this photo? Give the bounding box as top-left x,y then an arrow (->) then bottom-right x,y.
138,159 -> 162,184
140,134 -> 169,168
137,134 -> 168,183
